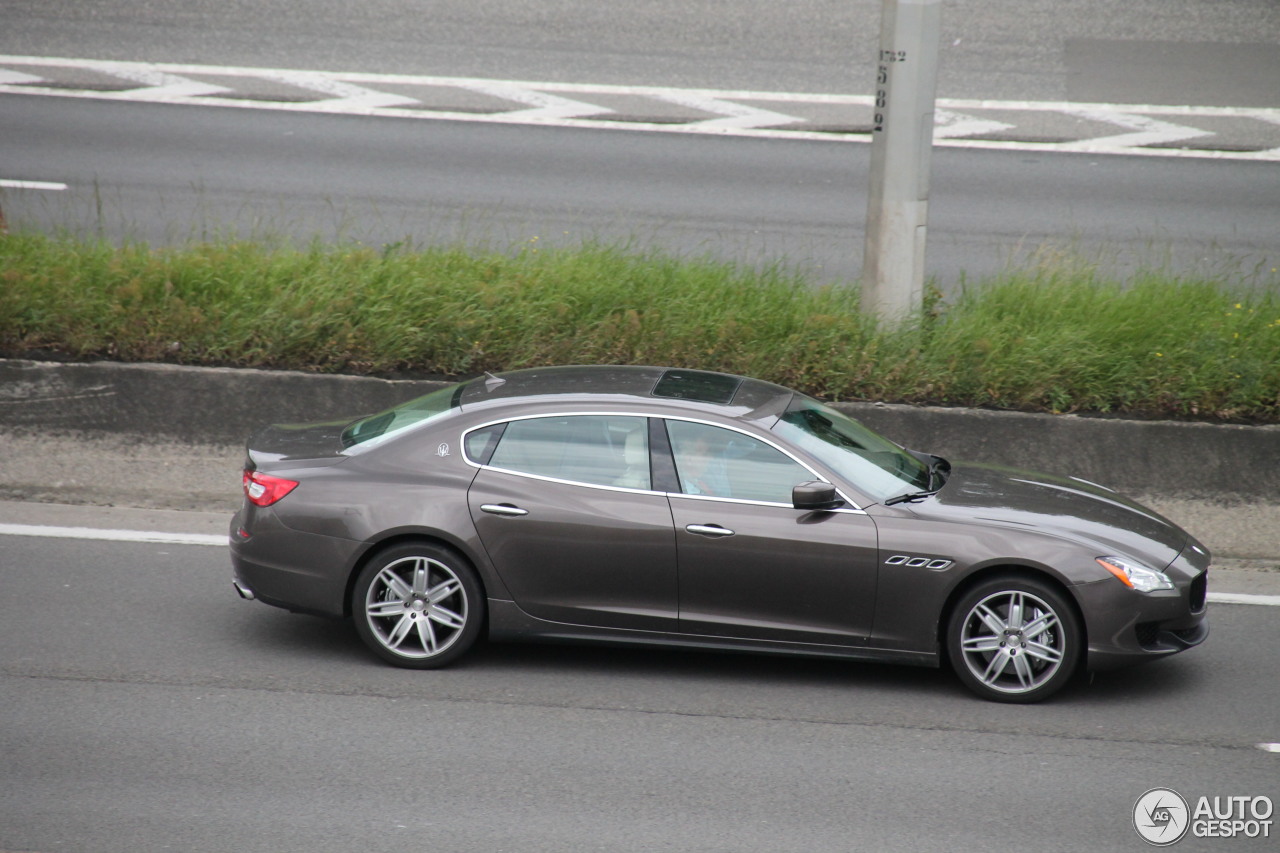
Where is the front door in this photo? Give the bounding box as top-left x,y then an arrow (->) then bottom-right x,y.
664,419 -> 879,645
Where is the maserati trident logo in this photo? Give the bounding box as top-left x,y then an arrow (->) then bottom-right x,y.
1134,788 -> 1190,846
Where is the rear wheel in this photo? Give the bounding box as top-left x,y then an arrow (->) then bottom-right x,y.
351,543 -> 484,668
946,576 -> 1081,703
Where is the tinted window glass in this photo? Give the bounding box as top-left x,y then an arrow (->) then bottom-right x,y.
666,420 -> 809,504
342,384 -> 463,448
464,423 -> 507,465
772,398 -> 930,501
487,415 -> 650,489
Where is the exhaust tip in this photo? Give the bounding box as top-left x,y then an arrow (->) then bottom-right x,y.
233,580 -> 256,601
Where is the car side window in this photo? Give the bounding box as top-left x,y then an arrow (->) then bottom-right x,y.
485,415 -> 651,490
665,420 -> 810,504
464,422 -> 506,465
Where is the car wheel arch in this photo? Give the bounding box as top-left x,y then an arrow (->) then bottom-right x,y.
936,564 -> 1088,660
342,532 -> 491,620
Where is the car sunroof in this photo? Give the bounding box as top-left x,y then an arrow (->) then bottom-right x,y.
651,369 -> 743,404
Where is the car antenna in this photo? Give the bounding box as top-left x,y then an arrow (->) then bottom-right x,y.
483,372 -> 506,392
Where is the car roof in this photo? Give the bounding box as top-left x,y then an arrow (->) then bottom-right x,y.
456,365 -> 796,419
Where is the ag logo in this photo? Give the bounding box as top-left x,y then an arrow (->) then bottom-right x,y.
1134,788 -> 1190,846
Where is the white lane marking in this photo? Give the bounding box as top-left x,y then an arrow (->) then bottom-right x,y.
0,179 -> 68,190
920,137 -> 1280,161
1258,743 -> 1280,753
1208,591 -> 1280,607
0,523 -> 225,547
2,55 -> 1277,160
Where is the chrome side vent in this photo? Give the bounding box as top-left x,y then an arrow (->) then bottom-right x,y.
885,555 -> 953,570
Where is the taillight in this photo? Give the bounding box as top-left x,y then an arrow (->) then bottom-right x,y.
243,470 -> 299,507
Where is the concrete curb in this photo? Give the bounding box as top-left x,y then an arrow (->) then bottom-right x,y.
2,357 -> 1277,499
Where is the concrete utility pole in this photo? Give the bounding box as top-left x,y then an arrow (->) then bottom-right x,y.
862,0 -> 942,322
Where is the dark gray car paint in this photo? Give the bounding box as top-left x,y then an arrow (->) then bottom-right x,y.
670,496 -> 879,644
230,365 -> 1208,676
468,467 -> 680,631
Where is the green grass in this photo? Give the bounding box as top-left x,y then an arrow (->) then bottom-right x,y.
2,231 -> 1278,422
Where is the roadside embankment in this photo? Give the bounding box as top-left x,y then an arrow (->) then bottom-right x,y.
1,358 -> 1277,566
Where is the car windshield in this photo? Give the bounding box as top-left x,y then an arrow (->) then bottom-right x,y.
771,397 -> 932,501
341,383 -> 464,448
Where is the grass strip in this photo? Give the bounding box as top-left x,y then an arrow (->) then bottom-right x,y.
2,232 -> 1277,422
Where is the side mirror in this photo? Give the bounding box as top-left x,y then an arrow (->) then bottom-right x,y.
792,480 -> 844,511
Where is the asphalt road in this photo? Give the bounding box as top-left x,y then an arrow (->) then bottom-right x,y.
2,3 -> 1278,850
1,528 -> 1277,853
2,1 -> 1277,283
2,94 -> 1276,287
3,0 -> 1278,104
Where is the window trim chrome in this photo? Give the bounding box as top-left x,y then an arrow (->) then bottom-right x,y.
461,410 -> 866,513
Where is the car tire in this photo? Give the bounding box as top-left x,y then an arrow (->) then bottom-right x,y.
946,575 -> 1081,703
351,543 -> 484,669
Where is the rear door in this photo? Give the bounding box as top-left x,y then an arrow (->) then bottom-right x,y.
467,414 -> 679,632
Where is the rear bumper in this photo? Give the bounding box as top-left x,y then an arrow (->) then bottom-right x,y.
229,508 -> 359,617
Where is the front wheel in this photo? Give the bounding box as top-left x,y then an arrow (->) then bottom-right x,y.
351,543 -> 484,669
946,576 -> 1081,703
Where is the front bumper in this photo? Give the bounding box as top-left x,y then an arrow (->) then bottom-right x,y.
1078,562 -> 1209,671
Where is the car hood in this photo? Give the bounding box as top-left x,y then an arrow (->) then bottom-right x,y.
245,419 -> 354,467
919,463 -> 1189,568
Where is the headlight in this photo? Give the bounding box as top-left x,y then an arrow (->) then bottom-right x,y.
1096,556 -> 1174,592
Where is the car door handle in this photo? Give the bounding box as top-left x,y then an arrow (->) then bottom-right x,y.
480,503 -> 529,517
686,524 -> 735,537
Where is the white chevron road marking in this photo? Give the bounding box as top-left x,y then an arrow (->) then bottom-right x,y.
78,58 -> 232,100
933,107 -> 1016,139
1058,107 -> 1215,151
253,69 -> 422,111
1,55 -> 1277,160
647,90 -> 805,130
0,67 -> 44,85
450,80 -> 612,121
1249,110 -> 1280,159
